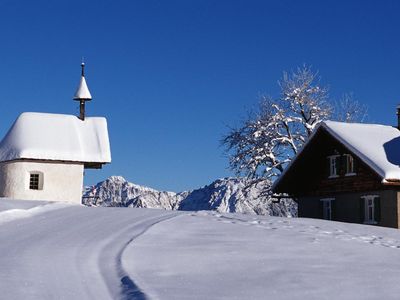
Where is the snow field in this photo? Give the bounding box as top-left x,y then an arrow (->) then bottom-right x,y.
123,211 -> 400,300
1,201 -> 400,299
0,199 -> 71,224
0,203 -> 178,300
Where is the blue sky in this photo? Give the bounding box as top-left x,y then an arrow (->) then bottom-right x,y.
0,0 -> 399,191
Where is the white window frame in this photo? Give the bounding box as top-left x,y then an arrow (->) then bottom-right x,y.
361,195 -> 379,225
328,155 -> 340,178
29,171 -> 44,191
344,154 -> 356,176
320,198 -> 335,220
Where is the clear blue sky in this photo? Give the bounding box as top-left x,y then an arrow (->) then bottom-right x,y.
0,0 -> 399,191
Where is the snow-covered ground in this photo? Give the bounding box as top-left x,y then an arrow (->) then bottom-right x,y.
1,199 -> 400,299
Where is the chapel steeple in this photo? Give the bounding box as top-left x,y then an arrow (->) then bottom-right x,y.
73,61 -> 92,120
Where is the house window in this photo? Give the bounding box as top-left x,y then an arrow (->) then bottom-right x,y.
361,195 -> 380,224
328,155 -> 340,178
320,198 -> 335,220
344,154 -> 356,176
29,172 -> 43,190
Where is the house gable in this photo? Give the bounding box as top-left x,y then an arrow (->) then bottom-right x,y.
273,127 -> 384,197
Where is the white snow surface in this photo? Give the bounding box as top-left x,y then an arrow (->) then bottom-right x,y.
0,112 -> 111,163
0,199 -> 70,224
1,200 -> 400,299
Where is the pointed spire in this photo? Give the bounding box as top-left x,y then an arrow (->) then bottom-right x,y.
73,62 -> 92,101
73,61 -> 92,121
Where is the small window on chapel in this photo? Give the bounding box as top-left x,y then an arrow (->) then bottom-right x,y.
29,173 -> 42,190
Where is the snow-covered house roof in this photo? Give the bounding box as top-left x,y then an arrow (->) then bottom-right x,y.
0,112 -> 111,165
273,120 -> 400,189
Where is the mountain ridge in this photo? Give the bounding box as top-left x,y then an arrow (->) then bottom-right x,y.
83,176 -> 297,216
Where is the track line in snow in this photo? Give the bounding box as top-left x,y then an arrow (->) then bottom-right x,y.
117,213 -> 180,300
120,275 -> 147,300
97,213 -> 180,300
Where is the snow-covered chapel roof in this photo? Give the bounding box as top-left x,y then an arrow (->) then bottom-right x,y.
273,120 -> 400,189
0,112 -> 111,164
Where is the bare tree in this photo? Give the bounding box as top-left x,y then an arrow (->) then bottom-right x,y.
279,66 -> 331,136
333,93 -> 368,123
223,65 -> 335,182
222,65 -> 367,217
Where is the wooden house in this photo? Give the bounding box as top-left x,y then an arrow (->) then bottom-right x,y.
272,118 -> 400,228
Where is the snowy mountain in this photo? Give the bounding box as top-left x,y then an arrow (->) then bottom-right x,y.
83,176 -> 297,216
83,176 -> 181,210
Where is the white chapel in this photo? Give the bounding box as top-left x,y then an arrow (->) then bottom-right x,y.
0,63 -> 111,204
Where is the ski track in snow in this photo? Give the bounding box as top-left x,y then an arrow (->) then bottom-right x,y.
124,211 -> 400,300
0,203 -> 180,300
2,202 -> 400,300
113,214 -> 179,300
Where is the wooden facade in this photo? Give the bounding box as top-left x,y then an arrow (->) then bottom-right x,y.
273,127 -> 400,228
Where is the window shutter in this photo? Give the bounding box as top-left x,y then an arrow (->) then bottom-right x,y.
359,198 -> 365,223
374,197 -> 381,223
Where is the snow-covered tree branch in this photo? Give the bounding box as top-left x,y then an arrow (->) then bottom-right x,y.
333,93 -> 368,123
222,65 -> 367,191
